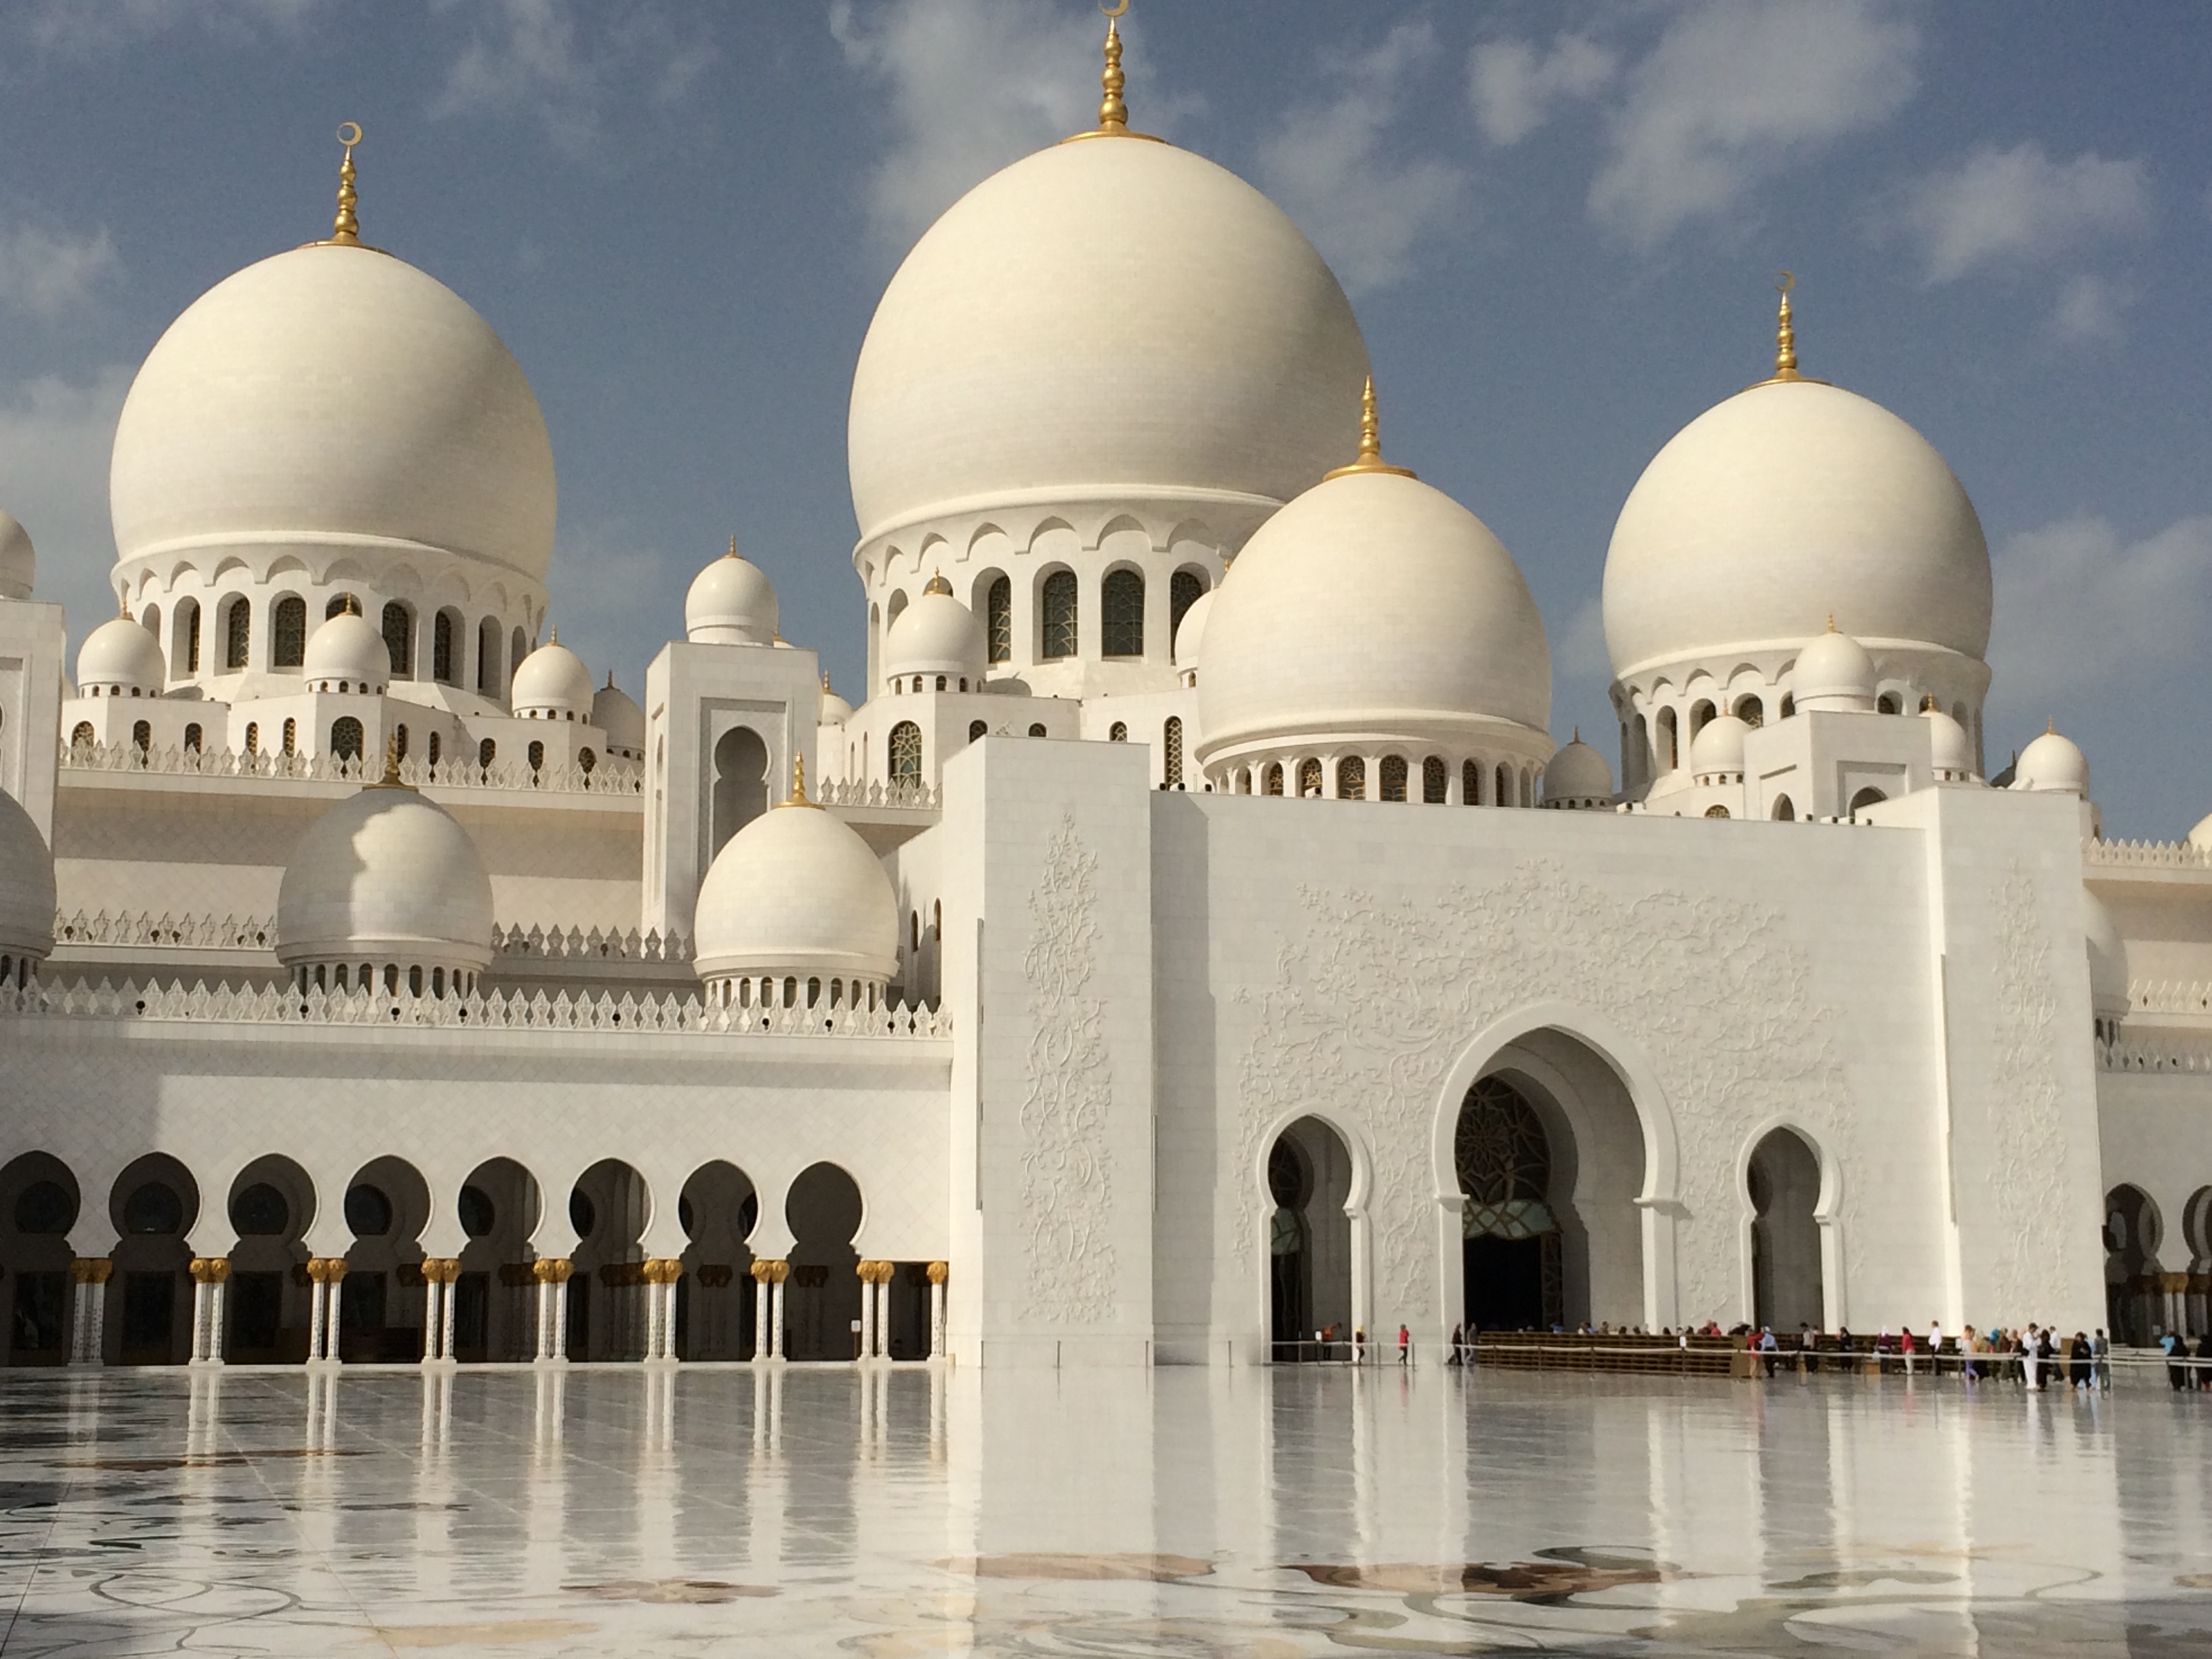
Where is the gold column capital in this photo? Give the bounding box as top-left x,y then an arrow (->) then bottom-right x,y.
71,1257 -> 115,1284
926,1261 -> 949,1286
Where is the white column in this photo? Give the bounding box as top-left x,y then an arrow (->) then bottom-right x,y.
928,1270 -> 946,1359
308,1273 -> 329,1363
858,1265 -> 877,1361
534,1277 -> 553,1361
326,1271 -> 346,1365
642,1268 -> 664,1361
190,1271 -> 213,1363
551,1266 -> 571,1360
753,1273 -> 771,1359
770,1276 -> 786,1359
423,1276 -> 445,1362
441,1265 -> 459,1360
876,1278 -> 891,1359
209,1274 -> 227,1363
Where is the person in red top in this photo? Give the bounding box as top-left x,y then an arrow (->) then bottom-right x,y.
1397,1324 -> 1410,1365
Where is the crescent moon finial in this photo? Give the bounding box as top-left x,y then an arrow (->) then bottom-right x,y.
1100,0 -> 1129,17
327,121 -> 363,245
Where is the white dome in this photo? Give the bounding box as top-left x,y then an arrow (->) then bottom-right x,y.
685,544 -> 779,645
2190,811 -> 2212,852
592,677 -> 644,755
302,611 -> 390,691
1197,470 -> 1550,753
1689,712 -> 1750,778
849,137 -> 1368,543
1542,733 -> 1614,806
0,786 -> 56,964
2084,888 -> 2128,1019
883,588 -> 985,682
1172,588 -> 1214,672
110,243 -> 555,581
511,637 -> 592,720
2014,728 -> 2088,797
1602,380 -> 1990,681
693,799 -> 897,985
275,780 -> 493,972
77,614 -> 166,695
1921,703 -> 1975,777
0,511 -> 33,600
1793,626 -> 1879,713
819,680 -> 855,726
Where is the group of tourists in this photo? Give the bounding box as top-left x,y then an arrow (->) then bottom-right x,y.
1739,1319 -> 2212,1389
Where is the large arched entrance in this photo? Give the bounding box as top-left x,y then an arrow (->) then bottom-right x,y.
226,1155 -> 315,1363
2,1153 -> 79,1366
1456,1078 -> 1563,1332
342,1157 -> 430,1363
2104,1185 -> 2163,1346
569,1159 -> 650,1361
1747,1128 -> 1823,1332
1266,1118 -> 1353,1357
457,1158 -> 541,1361
110,1155 -> 200,1365
711,726 -> 770,856
677,1161 -> 758,1359
785,1163 -> 861,1361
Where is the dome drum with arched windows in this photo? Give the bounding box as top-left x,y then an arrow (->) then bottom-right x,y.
1541,733 -> 1614,809
882,577 -> 986,689
685,541 -> 779,646
302,608 -> 391,695
76,613 -> 167,699
510,634 -> 594,722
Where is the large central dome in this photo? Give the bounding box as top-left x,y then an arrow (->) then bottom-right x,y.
847,138 -> 1370,543
110,243 -> 556,582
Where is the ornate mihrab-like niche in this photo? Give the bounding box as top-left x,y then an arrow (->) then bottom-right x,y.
1018,813 -> 1117,1323
1235,859 -> 1857,1322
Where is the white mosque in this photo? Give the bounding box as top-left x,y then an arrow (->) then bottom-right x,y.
1,28 -> 2207,1374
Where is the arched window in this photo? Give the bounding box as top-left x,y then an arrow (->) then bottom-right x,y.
477,617 -> 501,692
130,720 -> 150,752
183,722 -> 202,753
1164,716 -> 1183,786
579,747 -> 596,775
224,597 -> 251,669
1848,786 -> 1886,816
527,740 -> 545,774
1689,699 -> 1715,737
1296,758 -> 1322,797
381,602 -> 413,678
1420,756 -> 1446,803
432,611 -> 455,682
428,731 -> 442,768
889,720 -> 923,782
968,719 -> 988,741
985,576 -> 1012,663
281,718 -> 297,755
69,720 -> 92,748
271,595 -> 307,667
1495,763 -> 1511,806
1265,762 -> 1285,796
1735,694 -> 1763,728
329,716 -> 363,760
1170,569 -> 1206,641
1336,756 -> 1364,799
1704,804 -> 1730,818
510,627 -> 527,688
1876,693 -> 1901,715
1109,722 -> 1128,741
1656,706 -> 1679,769
243,722 -> 258,754
1771,795 -> 1796,821
1778,695 -> 1795,720
1101,569 -> 1143,657
325,594 -> 355,619
394,724 -> 409,761
478,737 -> 497,771
1379,754 -> 1408,802
1462,759 -> 1480,804
178,600 -> 201,674
1041,571 -> 1078,659
1027,722 -> 1047,737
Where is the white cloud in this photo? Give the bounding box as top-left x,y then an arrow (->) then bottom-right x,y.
828,0 -> 1107,248
541,521 -> 682,687
2050,272 -> 2131,345
1258,23 -> 1467,297
429,0 -> 716,156
14,0 -> 316,57
1469,33 -> 1616,146
1898,142 -> 2150,284
0,222 -> 117,316
1989,514 -> 2212,703
1589,0 -> 1917,249
0,366 -> 134,627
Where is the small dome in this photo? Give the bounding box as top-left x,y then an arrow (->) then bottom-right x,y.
276,779 -> 493,974
1197,470 -> 1550,754
77,613 -> 166,695
1920,702 -> 1975,778
111,243 -> 554,583
693,796 -> 897,986
819,678 -> 855,726
848,136 -> 1368,544
1689,711 -> 1750,778
1172,589 -> 1214,671
2014,727 -> 2088,797
0,786 -> 56,964
302,610 -> 390,692
1793,626 -> 1878,713
883,590 -> 985,682
0,511 -> 33,601
1603,378 -> 1990,680
592,676 -> 644,756
2189,811 -> 2212,851
511,636 -> 593,720
2084,888 -> 2128,1019
1542,733 -> 1614,805
685,544 -> 778,645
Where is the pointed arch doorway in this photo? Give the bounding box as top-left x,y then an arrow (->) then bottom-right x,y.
1457,1077 -> 1563,1332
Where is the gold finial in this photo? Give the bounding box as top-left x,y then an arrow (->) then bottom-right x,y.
369,733 -> 414,791
923,569 -> 952,596
822,672 -> 833,692
329,122 -> 363,246
548,625 -> 559,646
117,591 -> 131,619
1752,272 -> 1828,388
342,592 -> 361,617
1324,375 -> 1417,480
1572,726 -> 1581,743
606,671 -> 615,689
2047,717 -> 2055,736
777,751 -> 823,810
726,535 -> 739,560
1063,3 -> 1162,144
1826,613 -> 1837,632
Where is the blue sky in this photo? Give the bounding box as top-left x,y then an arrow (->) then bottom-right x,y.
1,1 -> 2205,835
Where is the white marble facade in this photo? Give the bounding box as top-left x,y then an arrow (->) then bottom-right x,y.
3,31 -> 2211,1376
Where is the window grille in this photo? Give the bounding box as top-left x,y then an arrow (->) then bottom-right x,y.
1265,763 -> 1284,796
244,722 -> 258,754
382,603 -> 412,678
428,732 -> 442,767
1101,569 -> 1143,657
1379,754 -> 1407,801
183,724 -> 202,753
986,577 -> 1012,663
478,738 -> 497,769
282,718 -> 298,755
889,720 -> 923,781
394,724 -> 408,761
131,720 -> 150,752
1109,722 -> 1127,741
1336,756 -> 1364,799
433,612 -> 455,682
1164,716 -> 1183,786
1028,723 -> 1047,737
1169,570 -> 1205,640
271,596 -> 306,668
329,717 -> 363,760
224,599 -> 251,669
1423,756 -> 1446,802
182,604 -> 201,672
527,740 -> 545,773
1041,571 -> 1078,659
325,594 -> 354,619
968,720 -> 987,741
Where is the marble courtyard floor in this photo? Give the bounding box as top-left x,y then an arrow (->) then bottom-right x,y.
1,1362 -> 2209,1656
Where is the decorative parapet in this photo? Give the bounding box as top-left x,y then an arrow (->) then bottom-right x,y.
54,910 -> 275,949
2128,980 -> 2212,1017
2083,837 -> 2212,869
0,975 -> 950,1039
817,776 -> 940,811
58,741 -> 644,798
2102,1033 -> 2212,1073
490,923 -> 693,963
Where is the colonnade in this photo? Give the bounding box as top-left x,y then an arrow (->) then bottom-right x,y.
56,1250 -> 950,1368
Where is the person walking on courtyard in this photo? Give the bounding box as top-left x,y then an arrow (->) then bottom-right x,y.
2194,1328 -> 2212,1389
2068,1331 -> 2091,1388
2160,1327 -> 2186,1389
1901,1326 -> 1918,1377
1961,1325 -> 1979,1383
1353,1326 -> 1366,1365
1447,1323 -> 1464,1366
2092,1328 -> 2110,1387
1928,1321 -> 1944,1378
1397,1324 -> 1410,1366
2020,1326 -> 2039,1390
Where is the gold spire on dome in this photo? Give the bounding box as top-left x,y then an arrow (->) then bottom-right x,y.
342,592 -> 361,617
777,752 -> 823,811
327,123 -> 363,246
1063,3 -> 1163,144
117,591 -> 131,619
726,536 -> 739,560
1324,376 -> 1417,480
1753,272 -> 1828,388
548,626 -> 558,646
923,569 -> 952,596
368,733 -> 415,792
